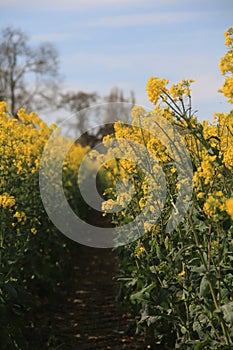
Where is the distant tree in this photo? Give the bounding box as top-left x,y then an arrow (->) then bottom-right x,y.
58,91 -> 99,144
103,86 -> 135,124
58,87 -> 136,146
95,87 -> 135,143
0,26 -> 61,116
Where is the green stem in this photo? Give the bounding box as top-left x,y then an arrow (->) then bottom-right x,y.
0,212 -> 4,267
188,211 -> 232,345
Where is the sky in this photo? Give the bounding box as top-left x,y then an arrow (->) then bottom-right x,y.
0,0 -> 233,124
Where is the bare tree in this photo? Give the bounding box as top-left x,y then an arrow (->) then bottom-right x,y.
58,87 -> 136,146
58,91 -> 99,143
103,86 -> 135,124
94,87 -> 136,142
0,26 -> 61,116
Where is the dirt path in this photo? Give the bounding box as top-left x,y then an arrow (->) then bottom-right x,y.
32,209 -> 145,349
48,244 -> 144,350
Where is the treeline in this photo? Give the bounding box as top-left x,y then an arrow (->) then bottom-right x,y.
0,26 -> 135,146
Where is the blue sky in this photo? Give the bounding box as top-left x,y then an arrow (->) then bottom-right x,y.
0,0 -> 233,124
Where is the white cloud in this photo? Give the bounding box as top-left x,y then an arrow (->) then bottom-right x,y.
61,49 -> 229,120
31,33 -> 72,42
84,11 -> 202,28
31,32 -> 89,43
0,0 -> 165,10
63,52 -> 146,70
62,49 -> 220,76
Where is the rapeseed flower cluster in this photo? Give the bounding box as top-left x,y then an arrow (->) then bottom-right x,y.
96,28 -> 233,348
219,28 -> 233,103
0,192 -> 16,209
99,28 -> 233,263
0,102 -> 88,237
136,246 -> 145,259
226,198 -> 233,219
0,102 -> 89,349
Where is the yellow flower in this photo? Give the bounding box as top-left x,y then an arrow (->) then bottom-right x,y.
178,270 -> 185,279
102,199 -> 119,212
224,28 -> 233,47
219,27 -> 233,103
0,102 -> 89,238
131,106 -> 146,119
226,198 -> 233,219
216,191 -> 223,197
0,101 -> 8,113
204,193 -> 226,219
136,246 -> 145,259
144,221 -> 154,232
171,166 -> 177,174
0,193 -> 16,209
146,77 -> 169,105
13,211 -> 26,223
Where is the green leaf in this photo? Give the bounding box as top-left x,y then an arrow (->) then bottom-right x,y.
139,309 -> 161,326
193,320 -> 202,333
199,275 -> 209,297
130,282 -> 156,303
174,244 -> 194,262
191,265 -> 206,274
156,245 -> 163,259
221,302 -> 233,325
194,339 -> 211,350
